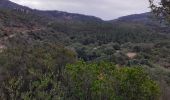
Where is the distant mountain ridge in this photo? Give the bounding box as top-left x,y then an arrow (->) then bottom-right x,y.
0,0 -> 169,34
0,0 -> 164,23
113,12 -> 170,33
0,0 -> 102,22
115,13 -> 150,22
0,0 -> 30,10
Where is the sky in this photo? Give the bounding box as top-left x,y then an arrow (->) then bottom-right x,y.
10,0 -> 150,20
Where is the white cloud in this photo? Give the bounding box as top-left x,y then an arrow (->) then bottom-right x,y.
10,0 -> 150,20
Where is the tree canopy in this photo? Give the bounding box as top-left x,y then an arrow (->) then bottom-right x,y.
149,0 -> 170,22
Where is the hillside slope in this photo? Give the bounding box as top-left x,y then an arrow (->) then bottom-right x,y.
0,0 -> 170,99
112,12 -> 170,33
0,0 -> 169,68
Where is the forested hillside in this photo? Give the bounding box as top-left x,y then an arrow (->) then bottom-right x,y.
0,0 -> 170,100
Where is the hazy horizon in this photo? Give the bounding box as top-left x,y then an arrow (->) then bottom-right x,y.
10,0 -> 150,20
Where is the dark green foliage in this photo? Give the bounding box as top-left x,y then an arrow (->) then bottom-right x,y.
0,2 -> 169,99
0,40 -> 160,100
65,61 -> 160,100
149,0 -> 170,22
116,67 -> 160,100
46,18 -> 170,65
0,41 -> 76,99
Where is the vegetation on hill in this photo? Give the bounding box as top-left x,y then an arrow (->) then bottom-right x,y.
0,41 -> 160,99
0,39 -> 76,99
0,0 -> 169,99
65,61 -> 160,100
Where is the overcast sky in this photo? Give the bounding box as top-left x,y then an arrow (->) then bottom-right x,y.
10,0 -> 150,20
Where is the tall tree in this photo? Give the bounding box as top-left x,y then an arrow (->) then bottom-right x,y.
149,0 -> 170,22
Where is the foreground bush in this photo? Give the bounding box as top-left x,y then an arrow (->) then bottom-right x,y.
0,41 -> 160,100
65,61 -> 160,100
0,42 -> 76,100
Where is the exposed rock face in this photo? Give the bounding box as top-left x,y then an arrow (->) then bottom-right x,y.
126,52 -> 137,59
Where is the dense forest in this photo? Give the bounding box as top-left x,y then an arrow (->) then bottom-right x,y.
0,0 -> 170,100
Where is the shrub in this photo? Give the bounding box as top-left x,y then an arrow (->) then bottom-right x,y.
65,61 -> 160,100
